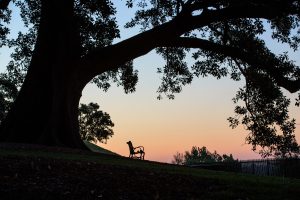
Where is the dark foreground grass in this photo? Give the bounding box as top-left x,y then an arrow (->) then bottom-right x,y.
83,141 -> 119,156
0,143 -> 299,199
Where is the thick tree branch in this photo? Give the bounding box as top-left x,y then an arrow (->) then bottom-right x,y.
0,0 -> 11,10
79,19 -> 184,83
79,0 -> 299,85
160,37 -> 300,93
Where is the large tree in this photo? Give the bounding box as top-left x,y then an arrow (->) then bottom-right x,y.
0,1 -> 299,155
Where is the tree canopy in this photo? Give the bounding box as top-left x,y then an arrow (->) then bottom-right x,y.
78,102 -> 114,144
0,0 -> 299,155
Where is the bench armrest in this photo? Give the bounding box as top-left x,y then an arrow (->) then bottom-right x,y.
135,146 -> 144,151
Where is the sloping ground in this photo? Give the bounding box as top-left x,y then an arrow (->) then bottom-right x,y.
84,141 -> 119,156
0,143 -> 299,200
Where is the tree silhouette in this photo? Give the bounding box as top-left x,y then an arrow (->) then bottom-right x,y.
172,146 -> 237,165
79,102 -> 114,144
0,75 -> 18,124
0,1 -> 299,155
172,152 -> 184,165
0,77 -> 114,143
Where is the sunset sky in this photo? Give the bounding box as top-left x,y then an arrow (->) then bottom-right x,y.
1,2 -> 299,163
80,2 -> 300,162
81,54 -> 300,163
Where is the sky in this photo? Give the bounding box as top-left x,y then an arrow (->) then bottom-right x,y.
1,1 -> 300,163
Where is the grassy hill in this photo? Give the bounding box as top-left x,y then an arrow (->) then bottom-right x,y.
83,140 -> 119,156
0,143 -> 299,199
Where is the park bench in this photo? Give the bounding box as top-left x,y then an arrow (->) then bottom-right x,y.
126,141 -> 145,160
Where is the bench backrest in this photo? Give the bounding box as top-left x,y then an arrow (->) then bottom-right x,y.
127,141 -> 135,154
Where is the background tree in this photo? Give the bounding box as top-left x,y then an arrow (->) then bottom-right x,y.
78,102 -> 114,144
172,146 -> 236,165
171,152 -> 184,165
0,1 -> 299,155
0,74 -> 18,124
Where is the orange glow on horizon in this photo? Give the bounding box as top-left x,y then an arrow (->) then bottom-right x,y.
83,54 -> 300,163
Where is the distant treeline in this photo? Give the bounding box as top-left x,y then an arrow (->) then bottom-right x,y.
172,146 -> 237,165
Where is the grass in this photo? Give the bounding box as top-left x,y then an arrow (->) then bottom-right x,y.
83,140 -> 119,155
1,144 -> 300,199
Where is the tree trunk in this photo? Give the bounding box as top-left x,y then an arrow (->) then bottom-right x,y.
0,68 -> 86,149
0,0 -> 87,149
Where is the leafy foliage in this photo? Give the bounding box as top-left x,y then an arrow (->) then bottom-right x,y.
0,0 -> 299,155
172,146 -> 236,165
74,0 -> 120,54
92,61 -> 138,93
0,3 -> 11,47
0,74 -> 18,124
125,0 -> 300,157
228,81 -> 299,158
156,47 -> 193,99
2,0 -> 137,93
78,102 -> 114,143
